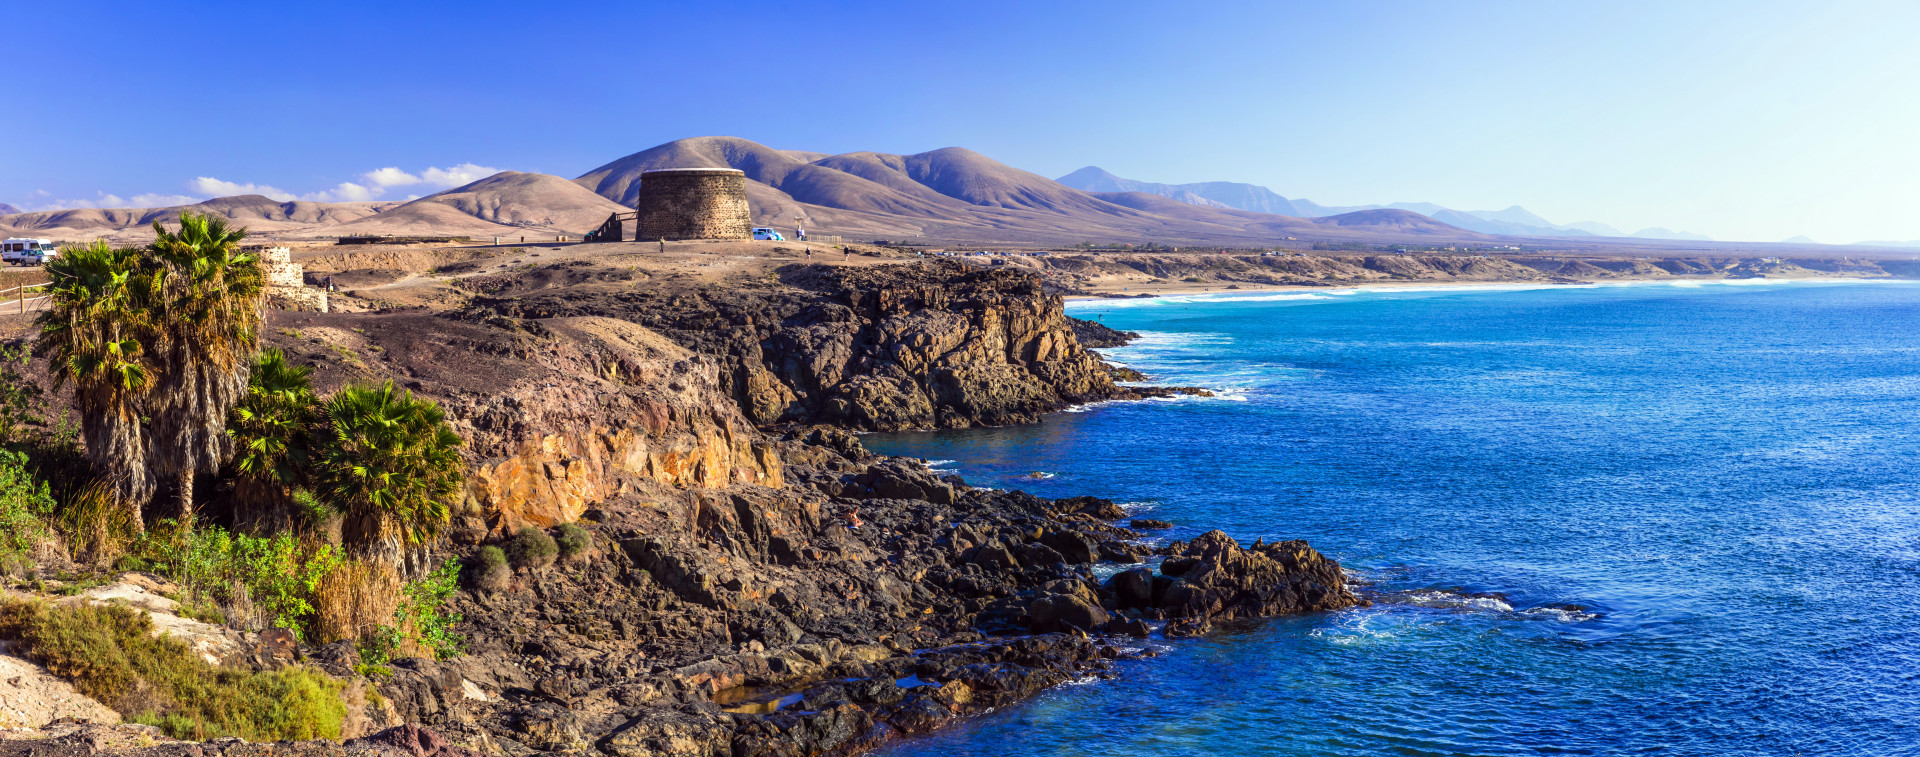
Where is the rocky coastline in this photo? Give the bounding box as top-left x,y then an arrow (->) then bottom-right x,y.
4,255 -> 1353,757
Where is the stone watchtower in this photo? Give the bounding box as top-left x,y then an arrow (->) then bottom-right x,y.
636,168 -> 751,241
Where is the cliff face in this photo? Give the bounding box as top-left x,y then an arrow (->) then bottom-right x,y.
267,311 -> 783,539
467,261 -> 1132,431
224,256 -> 1351,757
314,440 -> 1356,756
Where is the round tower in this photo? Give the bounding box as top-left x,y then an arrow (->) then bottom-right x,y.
636,168 -> 751,241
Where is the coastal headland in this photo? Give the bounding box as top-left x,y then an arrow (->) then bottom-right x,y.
0,237 -> 1911,756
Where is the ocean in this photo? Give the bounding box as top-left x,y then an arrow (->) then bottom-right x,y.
863,279 -> 1920,756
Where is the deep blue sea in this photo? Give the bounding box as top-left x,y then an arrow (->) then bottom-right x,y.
864,280 -> 1920,757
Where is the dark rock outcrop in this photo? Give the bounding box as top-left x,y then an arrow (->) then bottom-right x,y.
459,261 -> 1186,430
1067,316 -> 1139,348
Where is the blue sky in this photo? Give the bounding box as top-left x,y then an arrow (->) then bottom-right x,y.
6,0 -> 1918,243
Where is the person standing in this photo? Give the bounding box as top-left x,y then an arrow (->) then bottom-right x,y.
797,227 -> 806,242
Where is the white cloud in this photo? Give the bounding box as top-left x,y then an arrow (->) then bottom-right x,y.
419,163 -> 499,187
191,177 -> 295,201
17,192 -> 136,211
301,182 -> 380,203
130,193 -> 200,207
362,167 -> 422,188
15,161 -> 503,214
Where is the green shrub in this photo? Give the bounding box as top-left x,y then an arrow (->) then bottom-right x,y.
475,545 -> 507,572
396,559 -> 464,660
506,527 -> 556,569
124,524 -> 342,640
0,449 -> 55,557
0,599 -> 346,741
555,523 -> 591,560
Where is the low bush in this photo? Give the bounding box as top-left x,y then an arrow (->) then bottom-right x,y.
555,523 -> 591,561
395,559 -> 464,660
0,449 -> 55,558
0,599 -> 346,741
124,524 -> 343,640
469,546 -> 510,593
506,527 -> 556,570
357,559 -> 465,665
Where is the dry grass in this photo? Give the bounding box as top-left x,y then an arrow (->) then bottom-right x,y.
55,481 -> 138,568
313,558 -> 400,645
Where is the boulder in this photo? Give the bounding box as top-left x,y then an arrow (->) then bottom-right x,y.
971,542 -> 1020,570
1041,530 -> 1098,564
1029,593 -> 1110,633
1104,567 -> 1155,610
1155,530 -> 1358,623
1097,541 -> 1150,564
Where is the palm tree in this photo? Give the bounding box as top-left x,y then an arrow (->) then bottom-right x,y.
314,382 -> 463,571
34,241 -> 158,527
144,211 -> 265,523
228,349 -> 320,532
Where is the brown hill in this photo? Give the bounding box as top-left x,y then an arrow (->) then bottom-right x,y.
0,196 -> 399,242
575,136 -> 1489,246
8,138 -> 1492,246
0,171 -> 623,242
332,171 -> 629,237
0,203 -> 18,215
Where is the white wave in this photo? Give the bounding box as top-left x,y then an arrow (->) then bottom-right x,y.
1520,606 -> 1600,622
1061,399 -> 1122,414
1400,590 -> 1514,613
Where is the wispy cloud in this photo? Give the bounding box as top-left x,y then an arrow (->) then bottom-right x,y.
130,193 -> 199,207
418,163 -> 498,188
302,182 -> 380,203
189,177 -> 296,201
9,162 -> 504,213
362,167 -> 423,187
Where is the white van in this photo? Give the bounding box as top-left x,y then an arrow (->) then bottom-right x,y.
751,227 -> 785,241
0,239 -> 56,265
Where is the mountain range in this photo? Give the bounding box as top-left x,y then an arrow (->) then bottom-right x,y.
1,137 -> 1485,246
3,137 -> 1824,249
1054,166 -> 1714,241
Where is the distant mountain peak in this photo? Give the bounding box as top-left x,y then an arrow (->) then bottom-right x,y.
1054,168 -> 1300,215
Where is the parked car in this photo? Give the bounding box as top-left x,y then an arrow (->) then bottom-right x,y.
751,227 -> 785,241
1,238 -> 56,265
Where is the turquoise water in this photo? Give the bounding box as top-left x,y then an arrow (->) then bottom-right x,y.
864,280 -> 1920,756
